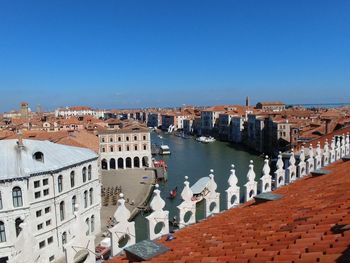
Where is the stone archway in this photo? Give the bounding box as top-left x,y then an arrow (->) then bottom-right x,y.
109,158 -> 116,170
117,158 -> 124,169
134,157 -> 140,168
142,156 -> 149,167
126,157 -> 132,168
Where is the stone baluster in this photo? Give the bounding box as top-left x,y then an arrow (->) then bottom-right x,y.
146,184 -> 169,240
244,160 -> 257,202
330,137 -> 336,163
259,156 -> 272,193
341,134 -> 346,157
204,169 -> 220,217
314,142 -> 322,170
287,149 -> 297,183
177,176 -> 196,229
109,193 -> 136,256
323,139 -> 330,166
346,133 -> 350,156
274,152 -> 285,188
335,136 -> 341,160
306,144 -> 315,174
226,164 -> 240,209
298,146 -> 306,178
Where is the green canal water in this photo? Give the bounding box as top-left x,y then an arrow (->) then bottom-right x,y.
134,132 -> 264,242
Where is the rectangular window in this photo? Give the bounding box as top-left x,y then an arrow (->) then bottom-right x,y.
47,236 -> 53,244
46,220 -> 51,226
45,207 -> 51,213
43,179 -> 48,186
143,145 -> 147,150
36,210 -> 42,217
43,189 -> 49,196
39,240 -> 45,249
49,256 -> 55,262
37,223 -> 43,230
34,180 -> 40,188
35,191 -> 41,199
134,145 -> 138,151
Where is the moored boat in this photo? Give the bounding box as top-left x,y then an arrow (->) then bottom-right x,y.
169,186 -> 178,199
196,136 -> 216,143
190,176 -> 210,203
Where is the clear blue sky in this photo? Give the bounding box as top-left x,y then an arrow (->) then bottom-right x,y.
0,0 -> 349,112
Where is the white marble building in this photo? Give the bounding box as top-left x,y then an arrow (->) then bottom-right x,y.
0,139 -> 101,263
55,106 -> 105,119
99,123 -> 152,170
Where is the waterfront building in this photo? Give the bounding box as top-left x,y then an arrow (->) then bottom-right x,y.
0,139 -> 100,262
99,122 -> 152,170
55,106 -> 105,119
256,101 -> 286,112
200,106 -> 226,135
147,112 -> 162,128
229,115 -> 245,143
247,114 -> 266,152
161,113 -> 188,131
218,113 -> 234,141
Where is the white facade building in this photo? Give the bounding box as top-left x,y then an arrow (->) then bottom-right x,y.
0,139 -> 101,263
55,106 -> 105,119
99,123 -> 152,170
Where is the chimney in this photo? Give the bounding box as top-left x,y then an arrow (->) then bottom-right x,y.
17,130 -> 24,149
246,96 -> 250,107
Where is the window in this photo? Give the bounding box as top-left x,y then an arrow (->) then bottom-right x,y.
85,218 -> 90,235
126,136 -> 129,141
118,137 -> 121,142
12,187 -> 23,207
72,195 -> 77,213
143,135 -> 146,140
101,137 -> 105,143
134,136 -> 137,141
59,201 -> 65,221
35,191 -> 41,199
84,191 -> 88,208
49,256 -> 55,262
0,221 -> 6,242
33,151 -> 44,162
88,165 -> 92,180
15,218 -> 23,237
134,145 -> 138,151
37,223 -> 43,230
43,179 -> 48,186
127,146 -> 130,151
0,192 -> 2,210
118,146 -> 122,151
34,180 -> 40,188
89,188 -> 93,205
36,210 -> 42,217
39,240 -> 45,249
109,137 -> 113,142
43,189 -> 49,196
82,167 -> 87,183
46,220 -> 51,226
70,171 -> 75,188
45,207 -> 51,214
58,175 -> 63,193
91,215 -> 95,233
110,146 -> 114,152
143,145 -> 147,150
47,236 -> 53,244
62,232 -> 67,251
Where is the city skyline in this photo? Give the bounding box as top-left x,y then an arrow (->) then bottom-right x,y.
1,0 -> 350,112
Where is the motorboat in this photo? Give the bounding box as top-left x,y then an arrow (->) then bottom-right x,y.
159,145 -> 171,155
169,186 -> 177,199
196,136 -> 216,143
190,177 -> 210,203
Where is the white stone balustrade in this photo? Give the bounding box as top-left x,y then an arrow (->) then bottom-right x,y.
177,176 -> 196,228
330,137 -> 336,163
259,156 -> 272,193
109,193 -> 136,256
244,161 -> 257,202
306,144 -> 315,174
323,139 -> 330,166
287,150 -> 297,183
341,134 -> 346,157
204,169 -> 220,217
226,164 -> 240,209
298,146 -> 307,178
274,153 -> 285,188
346,133 -> 350,156
335,137 -> 341,160
314,142 -> 322,170
146,184 -> 169,240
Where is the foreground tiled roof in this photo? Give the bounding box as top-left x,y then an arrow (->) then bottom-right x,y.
110,160 -> 350,262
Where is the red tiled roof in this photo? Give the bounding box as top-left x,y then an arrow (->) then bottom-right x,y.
109,160 -> 350,262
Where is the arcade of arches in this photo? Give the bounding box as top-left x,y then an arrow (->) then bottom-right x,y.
101,156 -> 149,170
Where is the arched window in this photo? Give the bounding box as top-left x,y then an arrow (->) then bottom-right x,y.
62,232 -> 67,250
82,167 -> 87,183
59,201 -> 65,221
84,191 -> 88,208
85,218 -> 90,235
89,188 -> 93,205
58,175 -> 63,193
0,191 -> 3,210
70,171 -> 75,188
91,215 -> 95,233
0,221 -> 6,242
88,165 -> 92,180
12,187 -> 23,208
33,151 -> 44,162
15,218 -> 23,237
71,196 -> 76,214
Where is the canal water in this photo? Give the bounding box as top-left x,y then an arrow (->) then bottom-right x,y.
134,132 -> 264,242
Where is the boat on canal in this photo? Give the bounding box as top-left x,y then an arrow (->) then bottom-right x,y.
159,145 -> 171,155
169,186 -> 178,199
196,136 -> 216,143
190,176 -> 210,203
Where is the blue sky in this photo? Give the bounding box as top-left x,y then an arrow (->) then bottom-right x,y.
0,0 -> 349,112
